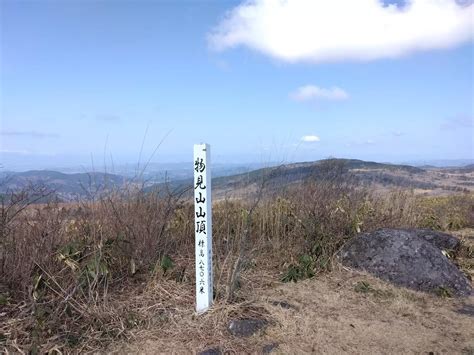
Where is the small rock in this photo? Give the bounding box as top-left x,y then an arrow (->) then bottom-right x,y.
262,342 -> 279,353
270,300 -> 298,310
227,318 -> 267,337
456,304 -> 474,317
198,347 -> 221,355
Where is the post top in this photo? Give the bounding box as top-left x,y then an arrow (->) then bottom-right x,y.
194,143 -> 210,151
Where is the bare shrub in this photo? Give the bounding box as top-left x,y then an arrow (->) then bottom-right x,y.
414,194 -> 474,230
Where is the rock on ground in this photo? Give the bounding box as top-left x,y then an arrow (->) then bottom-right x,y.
227,318 -> 267,337
262,342 -> 279,353
339,228 -> 472,296
409,229 -> 461,251
198,347 -> 221,355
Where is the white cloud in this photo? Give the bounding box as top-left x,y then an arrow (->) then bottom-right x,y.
290,85 -> 349,101
441,114 -> 473,129
0,130 -> 60,138
346,139 -> 377,146
0,149 -> 30,154
301,135 -> 321,142
208,0 -> 473,63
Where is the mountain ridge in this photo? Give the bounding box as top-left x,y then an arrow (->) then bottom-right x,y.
1,158 -> 472,201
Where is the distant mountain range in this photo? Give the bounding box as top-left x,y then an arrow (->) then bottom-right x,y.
401,159 -> 474,168
0,170 -> 127,201
158,158 -> 472,199
1,159 -> 472,201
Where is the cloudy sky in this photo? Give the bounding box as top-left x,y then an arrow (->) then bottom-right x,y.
1,0 -> 473,170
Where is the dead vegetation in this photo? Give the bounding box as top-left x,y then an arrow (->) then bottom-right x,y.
0,160 -> 473,353
111,267 -> 474,354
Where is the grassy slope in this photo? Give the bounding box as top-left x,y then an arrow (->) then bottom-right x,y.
153,158 -> 473,199
3,159 -> 473,200
2,166 -> 473,353
116,228 -> 474,354
115,265 -> 474,354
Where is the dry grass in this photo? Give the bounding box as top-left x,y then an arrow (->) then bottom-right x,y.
113,267 -> 474,354
260,268 -> 473,354
451,228 -> 474,281
1,169 -> 473,353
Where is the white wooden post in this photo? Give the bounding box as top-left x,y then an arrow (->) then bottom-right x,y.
194,143 -> 213,313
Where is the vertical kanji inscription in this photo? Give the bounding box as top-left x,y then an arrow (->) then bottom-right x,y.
194,143 -> 213,313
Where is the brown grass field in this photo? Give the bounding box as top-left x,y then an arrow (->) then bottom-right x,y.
114,264 -> 474,354
1,162 -> 473,354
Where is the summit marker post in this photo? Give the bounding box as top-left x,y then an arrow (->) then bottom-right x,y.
194,143 -> 213,313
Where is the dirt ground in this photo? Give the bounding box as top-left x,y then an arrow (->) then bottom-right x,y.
112,265 -> 473,354
261,271 -> 473,354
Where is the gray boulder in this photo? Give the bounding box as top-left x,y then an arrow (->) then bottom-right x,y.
228,318 -> 267,337
198,348 -> 221,355
339,229 -> 472,296
409,229 -> 461,251
262,342 -> 279,353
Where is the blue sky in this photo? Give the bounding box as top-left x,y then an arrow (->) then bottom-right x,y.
1,0 -> 473,170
